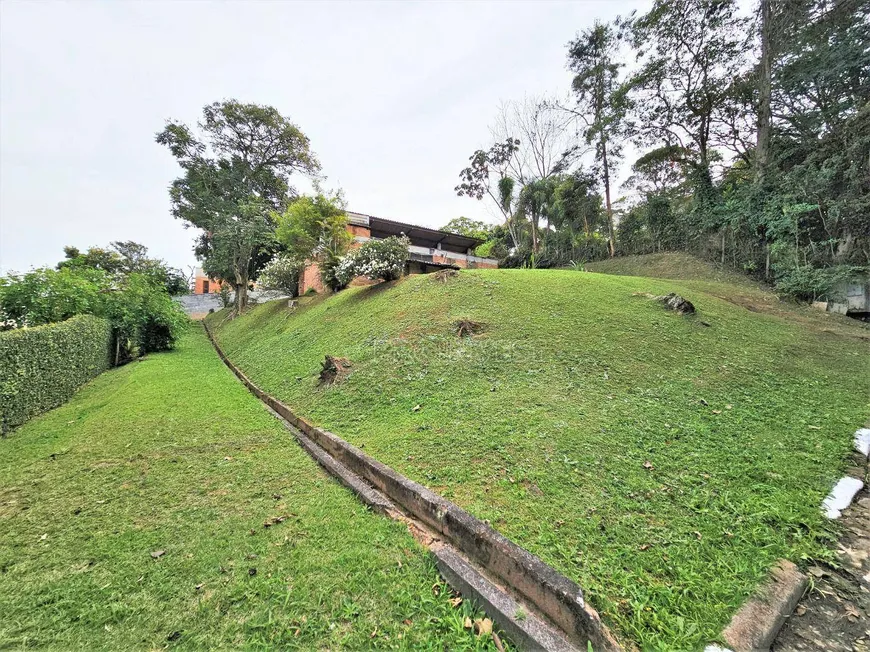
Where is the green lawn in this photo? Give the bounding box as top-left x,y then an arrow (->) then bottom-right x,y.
0,328 -> 500,650
208,268 -> 869,650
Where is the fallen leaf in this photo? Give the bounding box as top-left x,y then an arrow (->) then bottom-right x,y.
808,425 -> 821,430
370,628 -> 378,638
403,619 -> 412,626
263,515 -> 288,528
725,404 -> 733,410
463,616 -> 473,629
40,533 -> 48,541
639,544 -> 651,551
450,597 -> 463,608
643,461 -> 654,470
845,604 -> 861,622
412,405 -> 421,412
795,604 -> 807,616
808,566 -> 825,578
151,550 -> 165,559
693,531 -> 702,540
431,583 -> 441,596
195,583 -> 204,591
712,410 -> 722,415
474,618 -> 493,636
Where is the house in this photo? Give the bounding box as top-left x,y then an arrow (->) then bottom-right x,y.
298,211 -> 499,295
192,267 -> 222,294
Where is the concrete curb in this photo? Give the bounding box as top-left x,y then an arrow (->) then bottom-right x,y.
203,323 -> 621,651
720,559 -> 807,652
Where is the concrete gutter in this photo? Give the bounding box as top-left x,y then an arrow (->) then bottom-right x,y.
203,322 -> 621,651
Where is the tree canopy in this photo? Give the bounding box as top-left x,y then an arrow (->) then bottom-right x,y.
156,100 -> 320,313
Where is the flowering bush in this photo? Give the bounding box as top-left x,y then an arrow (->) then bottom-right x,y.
338,236 -> 409,285
257,254 -> 302,296
320,253 -> 349,292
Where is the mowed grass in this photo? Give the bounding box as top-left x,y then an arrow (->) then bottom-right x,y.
209,268 -> 870,650
0,328 -> 502,651
584,252 -> 759,287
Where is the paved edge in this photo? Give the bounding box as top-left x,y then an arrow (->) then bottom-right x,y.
720,560 -> 807,651
203,322 -> 621,652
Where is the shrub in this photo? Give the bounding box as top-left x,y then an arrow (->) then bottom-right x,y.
218,283 -> 233,308
104,273 -> 189,358
257,254 -> 302,297
0,267 -> 187,359
0,314 -> 112,434
320,252 -> 349,292
338,236 -> 409,284
774,265 -> 866,302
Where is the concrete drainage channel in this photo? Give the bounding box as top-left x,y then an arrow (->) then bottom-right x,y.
203,323 -> 620,652
706,426 -> 869,652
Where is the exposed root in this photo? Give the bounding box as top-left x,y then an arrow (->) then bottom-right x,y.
453,319 -> 485,338
432,269 -> 459,283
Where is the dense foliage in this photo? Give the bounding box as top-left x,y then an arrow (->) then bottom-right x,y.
272,192 -> 351,292
59,241 -> 188,296
156,100 -> 320,313
0,314 -> 112,433
0,244 -> 187,359
457,0 -> 869,300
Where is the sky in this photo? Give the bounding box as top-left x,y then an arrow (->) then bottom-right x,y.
0,0 -> 651,274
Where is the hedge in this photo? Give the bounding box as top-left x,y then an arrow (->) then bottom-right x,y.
0,314 -> 113,434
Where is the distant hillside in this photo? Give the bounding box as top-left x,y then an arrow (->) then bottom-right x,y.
207,268 -> 868,649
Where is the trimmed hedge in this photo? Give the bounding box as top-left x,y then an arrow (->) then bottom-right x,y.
0,315 -> 112,434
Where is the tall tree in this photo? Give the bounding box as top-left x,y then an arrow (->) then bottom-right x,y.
755,0 -> 773,183
457,96 -> 576,254
156,100 -> 319,314
455,138 -> 522,249
567,20 -> 630,257
630,0 -> 751,217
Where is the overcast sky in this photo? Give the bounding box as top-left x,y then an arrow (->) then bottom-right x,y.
0,0 -> 651,274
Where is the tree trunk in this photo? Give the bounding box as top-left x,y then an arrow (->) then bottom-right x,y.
233,265 -> 249,315
756,0 -> 773,183
601,138 -> 616,257
531,215 -> 540,255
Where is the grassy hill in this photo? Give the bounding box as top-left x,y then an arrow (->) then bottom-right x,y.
584,252 -> 759,286
0,330 -> 499,649
208,268 -> 869,650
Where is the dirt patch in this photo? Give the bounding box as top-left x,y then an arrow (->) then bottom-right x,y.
318,355 -> 352,386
